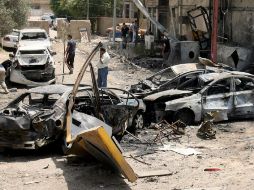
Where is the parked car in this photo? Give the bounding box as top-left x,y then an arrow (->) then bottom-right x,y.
18,28 -> 51,49
8,45 -> 56,86
1,29 -> 19,50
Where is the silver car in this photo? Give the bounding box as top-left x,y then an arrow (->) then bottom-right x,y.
9,45 -> 56,86
165,72 -> 254,124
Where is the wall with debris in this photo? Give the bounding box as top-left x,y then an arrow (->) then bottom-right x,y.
166,0 -> 254,47
97,17 -> 147,35
70,20 -> 91,42
57,20 -> 91,42
27,20 -> 50,34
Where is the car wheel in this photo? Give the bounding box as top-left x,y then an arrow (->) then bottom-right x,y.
131,112 -> 144,131
174,109 -> 195,125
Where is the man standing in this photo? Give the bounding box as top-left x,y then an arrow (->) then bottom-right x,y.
65,34 -> 76,74
0,64 -> 9,94
97,47 -> 110,88
162,35 -> 171,64
121,23 -> 129,49
130,20 -> 138,43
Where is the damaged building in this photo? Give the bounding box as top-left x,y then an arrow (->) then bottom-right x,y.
123,0 -> 254,71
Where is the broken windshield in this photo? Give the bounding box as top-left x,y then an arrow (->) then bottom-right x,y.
19,50 -> 46,55
21,32 -> 47,40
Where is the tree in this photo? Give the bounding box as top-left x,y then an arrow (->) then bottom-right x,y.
50,0 -> 123,31
0,0 -> 28,36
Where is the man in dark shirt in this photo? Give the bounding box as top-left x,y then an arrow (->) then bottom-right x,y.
162,36 -> 171,62
121,23 -> 129,49
65,34 -> 76,74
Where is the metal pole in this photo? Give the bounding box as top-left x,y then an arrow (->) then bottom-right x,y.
87,0 -> 89,20
211,0 -> 219,62
169,2 -> 176,38
112,0 -> 117,44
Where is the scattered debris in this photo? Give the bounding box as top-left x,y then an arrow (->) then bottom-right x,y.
153,120 -> 186,144
136,170 -> 174,178
130,154 -> 151,166
204,168 -> 222,172
158,144 -> 202,156
197,121 -> 216,140
43,164 -> 49,169
125,130 -> 153,145
24,181 -> 41,185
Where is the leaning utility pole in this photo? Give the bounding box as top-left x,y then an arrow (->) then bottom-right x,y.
86,0 -> 89,20
112,0 -> 117,44
211,0 -> 219,62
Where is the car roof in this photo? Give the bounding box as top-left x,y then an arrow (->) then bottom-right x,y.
20,28 -> 47,33
29,84 -> 92,95
29,84 -> 73,94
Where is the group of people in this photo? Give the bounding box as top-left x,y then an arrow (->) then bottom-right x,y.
65,34 -> 110,88
1,31 -> 169,93
121,21 -> 139,49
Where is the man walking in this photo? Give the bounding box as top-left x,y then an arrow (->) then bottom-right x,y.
97,47 -> 110,88
65,34 -> 76,74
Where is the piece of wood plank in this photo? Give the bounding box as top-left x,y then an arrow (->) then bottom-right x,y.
136,170 -> 173,178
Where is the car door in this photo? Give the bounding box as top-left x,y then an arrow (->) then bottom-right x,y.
201,77 -> 234,121
230,77 -> 254,118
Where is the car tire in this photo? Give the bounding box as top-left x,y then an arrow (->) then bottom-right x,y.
174,108 -> 195,125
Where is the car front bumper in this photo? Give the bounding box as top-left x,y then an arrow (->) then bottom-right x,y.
10,69 -> 56,87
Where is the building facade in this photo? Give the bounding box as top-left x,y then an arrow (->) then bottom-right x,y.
29,0 -> 52,16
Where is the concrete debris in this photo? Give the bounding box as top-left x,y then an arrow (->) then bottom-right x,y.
158,144 -> 202,156
136,170 -> 174,178
197,121 -> 216,140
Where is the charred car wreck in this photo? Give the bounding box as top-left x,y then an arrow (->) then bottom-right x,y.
132,70 -> 254,126
0,43 -> 138,182
8,45 -> 56,86
0,84 -> 139,149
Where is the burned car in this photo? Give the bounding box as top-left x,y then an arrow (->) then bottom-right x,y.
128,63 -> 227,97
8,45 -> 56,86
164,71 -> 254,124
0,84 -> 139,149
0,42 -> 138,183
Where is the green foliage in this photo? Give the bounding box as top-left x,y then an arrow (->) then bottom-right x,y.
0,0 -> 28,36
50,0 -> 123,32
50,0 -> 123,19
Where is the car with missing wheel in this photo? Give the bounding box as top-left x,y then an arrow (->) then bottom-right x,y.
0,42 -> 139,182
164,71 -> 254,124
0,84 -> 139,149
127,62 -> 235,128
7,45 -> 56,86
